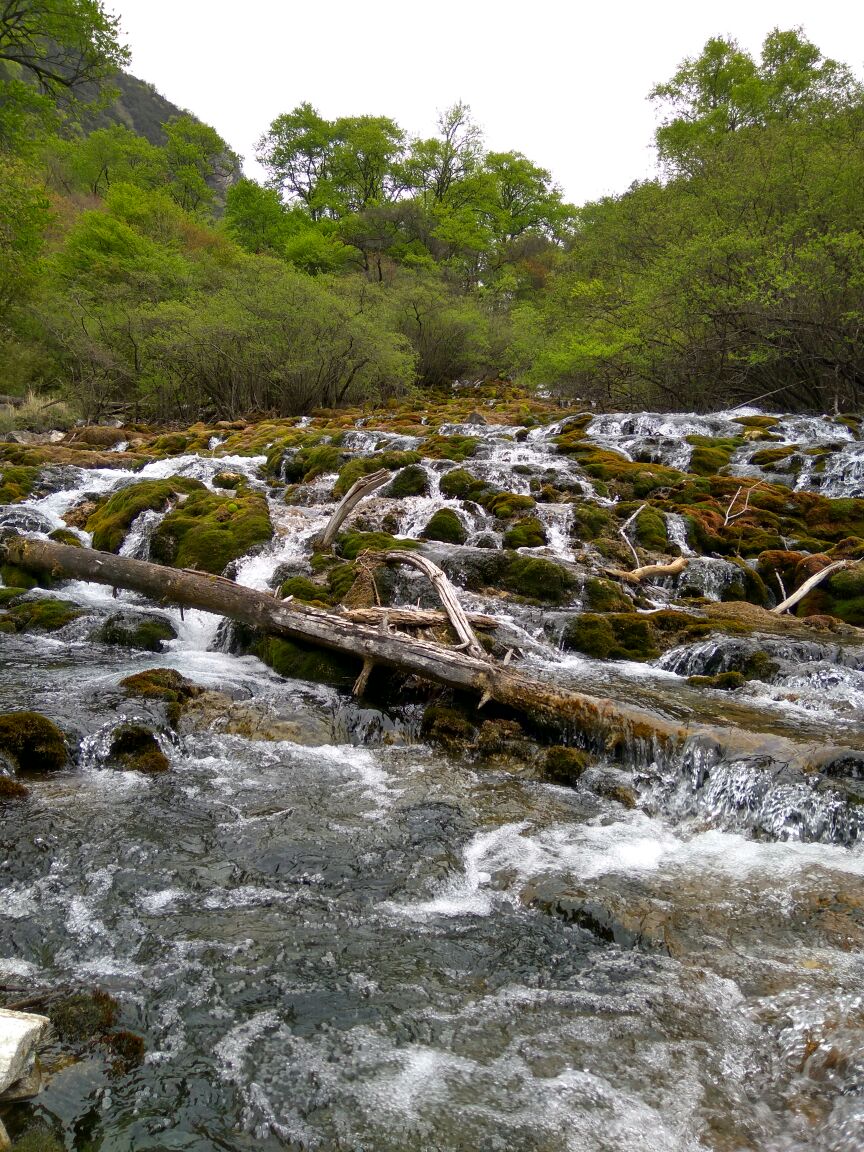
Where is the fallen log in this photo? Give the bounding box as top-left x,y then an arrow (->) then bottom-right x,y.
379,550 -> 487,659
1,535 -> 860,773
342,606 -> 498,630
603,556 -> 689,584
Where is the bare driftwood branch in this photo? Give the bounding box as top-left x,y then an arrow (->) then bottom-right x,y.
724,482 -> 762,527
618,504 -> 645,567
380,551 -> 487,660
771,559 -> 852,615
315,468 -> 390,551
603,556 -> 689,585
342,606 -> 498,630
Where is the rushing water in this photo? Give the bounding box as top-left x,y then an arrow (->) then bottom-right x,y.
2,408 -> 864,1150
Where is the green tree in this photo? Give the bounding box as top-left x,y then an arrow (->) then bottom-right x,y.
163,114 -> 240,213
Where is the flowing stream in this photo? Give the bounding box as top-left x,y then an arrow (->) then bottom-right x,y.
1,408 -> 864,1150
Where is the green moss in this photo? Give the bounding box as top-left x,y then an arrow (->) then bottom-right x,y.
420,434 -> 479,461
332,451 -> 421,498
0,562 -> 39,589
120,668 -> 201,705
87,477 -> 205,553
503,516 -> 547,549
0,712 -> 65,771
281,443 -> 342,483
257,635 -> 360,688
47,527 -> 83,547
733,415 -> 780,431
686,435 -> 741,475
583,577 -> 632,614
687,671 -> 747,690
150,432 -> 189,454
0,587 -> 24,606
571,503 -> 616,542
97,613 -> 177,651
109,723 -> 170,773
421,508 -> 467,544
501,556 -> 577,604
0,464 -> 39,503
51,989 -> 120,1043
633,506 -> 668,550
421,704 -> 476,749
212,470 -> 247,489
486,491 -> 536,520
563,613 -> 658,661
10,1125 -> 64,1152
439,468 -> 493,503
149,489 -> 272,573
543,746 -> 591,785
337,531 -> 420,561
750,446 -> 796,467
384,464 -> 429,498
4,597 -> 81,632
279,575 -> 329,604
327,562 -> 359,602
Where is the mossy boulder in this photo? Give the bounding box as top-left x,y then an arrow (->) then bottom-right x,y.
47,527 -> 83,547
686,671 -> 747,691
326,562 -> 359,602
439,467 -> 493,503
421,434 -> 479,462
1,597 -> 81,633
337,531 -> 420,561
686,435 -> 740,475
503,516 -> 547,549
212,470 -> 247,489
630,505 -> 667,551
384,464 -> 429,498
281,442 -> 342,483
571,503 -> 617,542
0,464 -> 39,503
150,432 -> 189,455
799,562 -> 864,626
500,555 -> 577,605
421,508 -> 467,545
0,711 -> 66,771
0,774 -> 29,800
421,704 -> 477,750
97,612 -> 177,652
332,451 -> 421,498
0,562 -> 39,589
120,668 -> 202,706
108,723 -> 170,773
257,635 -> 360,688
279,575 -> 329,605
486,491 -> 536,520
86,478 -> 205,553
562,613 -> 658,661
543,746 -> 592,785
583,577 -> 633,614
149,489 -> 272,573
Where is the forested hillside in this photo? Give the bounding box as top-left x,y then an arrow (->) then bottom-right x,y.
1,2 -> 862,421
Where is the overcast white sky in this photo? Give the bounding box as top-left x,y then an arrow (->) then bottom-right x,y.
107,0 -> 864,204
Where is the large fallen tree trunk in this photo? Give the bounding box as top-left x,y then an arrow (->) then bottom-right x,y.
1,535 -> 858,773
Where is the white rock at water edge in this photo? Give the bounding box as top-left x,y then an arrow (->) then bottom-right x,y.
0,1007 -> 50,1092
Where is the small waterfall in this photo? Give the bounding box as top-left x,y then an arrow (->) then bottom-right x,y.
665,513 -> 694,556
119,508 -> 164,560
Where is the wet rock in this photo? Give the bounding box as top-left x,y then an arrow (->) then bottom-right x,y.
62,499 -> 97,529
465,410 -> 488,425
2,430 -> 64,446
178,691 -> 332,745
562,613 -> 658,661
107,723 -> 170,773
0,598 -> 81,634
0,713 -> 66,772
523,881 -> 671,951
503,516 -> 547,549
421,704 -> 477,750
0,1009 -> 49,1094
46,527 -> 82,547
256,635 -> 360,689
95,612 -> 177,652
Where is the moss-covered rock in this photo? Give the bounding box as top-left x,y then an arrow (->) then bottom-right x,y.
8,1125 -> 64,1152
332,450 -> 421,498
543,746 -> 592,785
149,488 -> 272,573
0,711 -> 66,771
500,555 -> 577,605
686,435 -> 740,475
97,612 -> 177,652
421,704 -> 476,750
108,723 -> 170,773
0,562 -> 39,589
86,478 -> 205,553
686,671 -> 747,690
439,467 -> 493,503
281,442 -> 342,483
384,464 -> 429,498
279,575 -> 329,604
799,561 -> 864,626
503,516 -> 547,549
421,508 -> 467,545
47,527 -> 83,547
583,577 -> 633,614
337,531 -> 420,561
571,503 -> 617,542
0,463 -> 39,503
632,505 -> 668,550
51,988 -> 120,1043
120,668 -> 202,706
486,491 -> 536,520
257,635 -> 360,688
562,613 -> 658,661
2,597 -> 81,633
326,562 -> 359,602
0,774 -> 29,800
212,470 -> 247,489
420,434 -> 479,461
